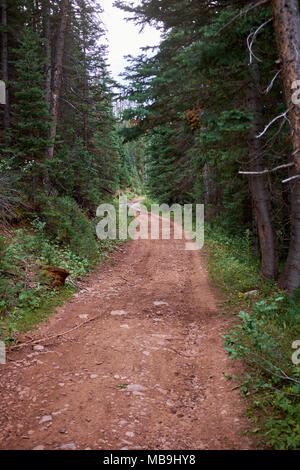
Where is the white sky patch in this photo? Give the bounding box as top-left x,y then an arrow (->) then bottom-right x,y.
101,0 -> 161,84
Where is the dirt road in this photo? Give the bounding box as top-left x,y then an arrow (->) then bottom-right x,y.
0,208 -> 253,450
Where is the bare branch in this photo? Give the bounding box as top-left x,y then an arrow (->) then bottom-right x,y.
215,0 -> 270,36
282,174 -> 300,184
10,315 -> 103,350
60,97 -> 82,113
247,18 -> 272,64
264,70 -> 281,94
250,357 -> 300,385
256,106 -> 293,138
292,147 -> 300,156
247,33 -> 262,64
239,162 -> 294,175
244,351 -> 300,385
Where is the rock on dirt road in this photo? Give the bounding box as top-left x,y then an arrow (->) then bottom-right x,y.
0,211 -> 254,450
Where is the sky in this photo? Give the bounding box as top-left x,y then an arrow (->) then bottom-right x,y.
101,1 -> 161,84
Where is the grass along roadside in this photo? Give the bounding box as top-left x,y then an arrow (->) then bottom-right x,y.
204,226 -> 300,450
0,229 -> 121,346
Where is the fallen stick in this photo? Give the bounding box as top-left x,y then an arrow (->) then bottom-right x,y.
165,347 -> 193,359
9,315 -> 102,351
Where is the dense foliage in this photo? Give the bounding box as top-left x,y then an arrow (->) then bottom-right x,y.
1,0 -> 300,450
115,0 -> 300,449
0,0 -> 141,337
205,227 -> 300,449
117,0 -> 300,292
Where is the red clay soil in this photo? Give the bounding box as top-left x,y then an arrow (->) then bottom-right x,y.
0,209 -> 254,450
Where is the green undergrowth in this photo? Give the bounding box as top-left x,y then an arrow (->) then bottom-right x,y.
140,197 -> 178,220
204,226 -> 300,450
139,197 -> 158,212
0,195 -> 133,345
0,285 -> 76,344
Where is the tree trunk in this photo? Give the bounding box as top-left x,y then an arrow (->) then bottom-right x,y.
47,0 -> 70,160
279,167 -> 300,292
43,0 -> 52,106
42,0 -> 52,185
271,0 -> 300,291
203,163 -> 222,221
1,0 -> 10,132
203,163 -> 214,221
247,65 -> 278,280
81,2 -> 88,148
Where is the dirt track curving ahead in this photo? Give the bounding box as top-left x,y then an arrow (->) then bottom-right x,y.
0,207 -> 254,450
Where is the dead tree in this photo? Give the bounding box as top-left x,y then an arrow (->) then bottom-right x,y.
247,64 -> 278,280
1,0 -> 10,132
271,0 -> 300,292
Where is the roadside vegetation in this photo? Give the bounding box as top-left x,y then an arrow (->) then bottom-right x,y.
205,227 -> 300,450
2,0 -> 300,451
0,195 -> 134,345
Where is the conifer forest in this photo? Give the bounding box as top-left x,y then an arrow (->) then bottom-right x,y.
0,0 -> 300,453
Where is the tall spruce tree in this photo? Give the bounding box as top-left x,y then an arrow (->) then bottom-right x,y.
10,26 -> 52,203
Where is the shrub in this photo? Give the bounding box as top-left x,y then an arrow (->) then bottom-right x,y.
0,223 -> 91,323
205,227 -> 300,449
205,226 -> 260,296
224,297 -> 300,450
0,195 -> 128,342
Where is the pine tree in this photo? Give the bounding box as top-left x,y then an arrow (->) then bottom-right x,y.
10,26 -> 52,202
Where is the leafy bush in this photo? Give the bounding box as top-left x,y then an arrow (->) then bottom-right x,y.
205,226 -> 260,296
205,227 -> 300,450
0,222 -> 92,337
0,195 -> 129,342
138,197 -> 158,213
225,297 -> 300,450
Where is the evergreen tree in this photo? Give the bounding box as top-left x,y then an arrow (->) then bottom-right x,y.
10,26 -> 52,201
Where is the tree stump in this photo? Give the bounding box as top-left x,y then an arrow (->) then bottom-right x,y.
42,266 -> 70,287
